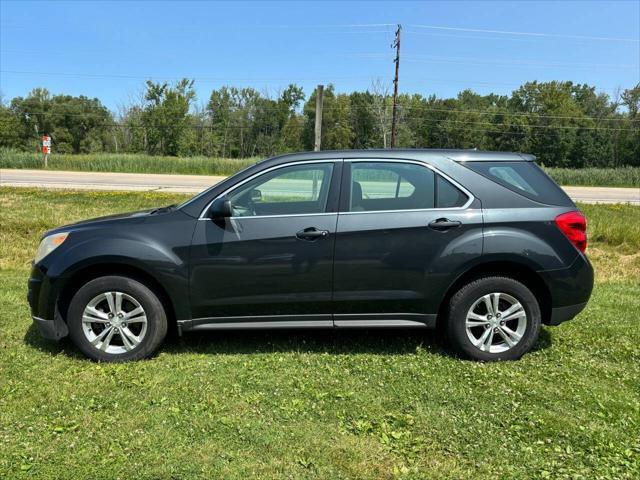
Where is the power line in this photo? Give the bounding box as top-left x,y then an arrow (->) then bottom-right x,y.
394,116 -> 638,132
3,116 -> 636,133
404,30 -> 550,43
404,29 -> 640,48
0,22 -> 396,30
401,54 -> 638,70
4,21 -> 636,42
332,52 -> 639,69
394,106 -> 639,122
0,69 -> 378,83
408,24 -> 640,43
2,69 -> 628,97
15,105 -> 638,124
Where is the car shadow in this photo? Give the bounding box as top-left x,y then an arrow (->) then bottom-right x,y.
24,323 -> 554,360
532,327 -> 553,352
163,327 -> 453,356
23,323 -> 86,360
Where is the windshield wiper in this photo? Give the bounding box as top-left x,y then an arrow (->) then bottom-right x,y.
150,204 -> 177,214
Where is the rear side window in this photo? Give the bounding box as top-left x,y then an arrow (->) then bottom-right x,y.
347,162 -> 469,212
350,162 -> 434,211
465,161 -> 571,205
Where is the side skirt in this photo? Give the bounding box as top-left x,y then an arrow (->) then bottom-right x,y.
334,313 -> 437,328
177,313 -> 437,333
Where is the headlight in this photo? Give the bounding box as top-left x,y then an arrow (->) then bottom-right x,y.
34,232 -> 69,264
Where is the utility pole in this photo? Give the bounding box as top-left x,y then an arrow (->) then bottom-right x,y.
314,84 -> 324,151
390,24 -> 401,148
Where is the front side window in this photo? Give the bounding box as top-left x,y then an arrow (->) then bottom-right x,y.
228,163 -> 334,217
349,162 -> 435,211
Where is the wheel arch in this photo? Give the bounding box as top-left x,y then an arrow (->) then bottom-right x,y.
56,263 -> 178,333
437,260 -> 552,328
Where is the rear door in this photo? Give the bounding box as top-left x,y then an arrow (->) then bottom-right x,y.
332,160 -> 483,325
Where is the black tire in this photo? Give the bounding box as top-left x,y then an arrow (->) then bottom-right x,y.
67,276 -> 168,362
445,276 -> 541,361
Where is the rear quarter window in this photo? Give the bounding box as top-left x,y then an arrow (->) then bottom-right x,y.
436,175 -> 468,208
464,161 -> 572,206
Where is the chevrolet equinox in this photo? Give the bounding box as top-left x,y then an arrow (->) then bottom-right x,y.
28,149 -> 593,362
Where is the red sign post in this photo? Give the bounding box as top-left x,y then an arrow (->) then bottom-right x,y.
42,134 -> 51,167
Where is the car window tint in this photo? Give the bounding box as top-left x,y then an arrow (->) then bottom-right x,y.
488,166 -> 537,195
464,161 -> 571,205
349,162 -> 434,212
228,163 -> 333,216
436,175 -> 468,208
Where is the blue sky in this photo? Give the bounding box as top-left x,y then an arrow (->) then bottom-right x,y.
1,0 -> 638,111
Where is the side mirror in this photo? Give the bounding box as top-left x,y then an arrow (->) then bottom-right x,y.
250,188 -> 262,202
208,197 -> 233,219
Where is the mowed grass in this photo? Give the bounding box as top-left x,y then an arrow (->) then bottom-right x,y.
2,149 -> 639,187
0,188 -> 639,479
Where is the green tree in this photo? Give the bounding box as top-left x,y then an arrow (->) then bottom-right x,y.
8,88 -> 112,153
49,94 -> 112,153
142,79 -> 196,156
0,102 -> 22,149
302,85 -> 353,150
510,81 -> 584,167
618,84 -> 640,167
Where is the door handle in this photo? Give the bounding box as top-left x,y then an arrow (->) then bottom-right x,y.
428,218 -> 462,231
296,227 -> 330,241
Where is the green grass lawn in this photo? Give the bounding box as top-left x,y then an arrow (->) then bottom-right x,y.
2,149 -> 639,187
1,188 -> 639,479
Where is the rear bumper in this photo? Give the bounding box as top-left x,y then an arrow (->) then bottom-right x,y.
539,253 -> 593,326
548,302 -> 588,326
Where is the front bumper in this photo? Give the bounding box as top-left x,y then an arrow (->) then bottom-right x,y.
28,263 -> 68,340
32,314 -> 69,340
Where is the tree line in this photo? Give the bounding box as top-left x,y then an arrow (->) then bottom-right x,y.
1,79 -> 638,167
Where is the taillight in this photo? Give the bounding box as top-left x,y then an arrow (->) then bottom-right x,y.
555,211 -> 587,253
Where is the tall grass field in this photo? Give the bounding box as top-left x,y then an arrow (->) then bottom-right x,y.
0,149 -> 257,176
1,149 -> 638,187
0,187 -> 639,479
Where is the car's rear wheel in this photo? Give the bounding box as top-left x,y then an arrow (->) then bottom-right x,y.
446,276 -> 541,361
67,276 -> 167,362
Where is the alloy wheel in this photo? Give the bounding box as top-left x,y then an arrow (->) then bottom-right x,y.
81,291 -> 148,354
465,292 -> 527,354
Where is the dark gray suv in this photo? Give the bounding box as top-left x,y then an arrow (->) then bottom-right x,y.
28,149 -> 593,362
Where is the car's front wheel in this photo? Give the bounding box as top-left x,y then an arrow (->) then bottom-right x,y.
67,275 -> 168,362
446,276 -> 541,361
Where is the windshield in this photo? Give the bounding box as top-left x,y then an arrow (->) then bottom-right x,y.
176,161 -> 261,210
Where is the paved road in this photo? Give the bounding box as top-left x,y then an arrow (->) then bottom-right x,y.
1,169 -> 639,205
0,169 -> 225,193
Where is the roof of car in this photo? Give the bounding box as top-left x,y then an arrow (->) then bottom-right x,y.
266,148 -> 536,163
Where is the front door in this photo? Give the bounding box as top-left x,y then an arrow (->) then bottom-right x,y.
189,161 -> 341,324
332,160 -> 483,325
